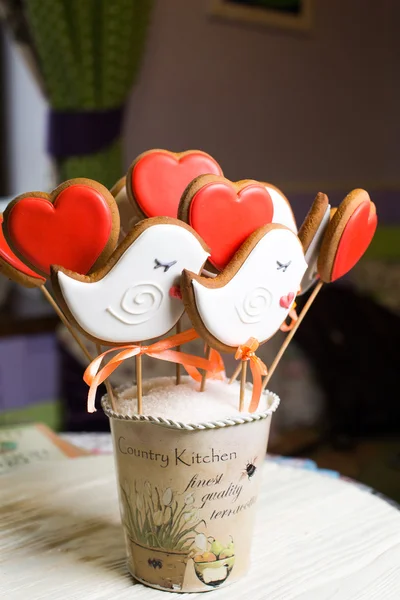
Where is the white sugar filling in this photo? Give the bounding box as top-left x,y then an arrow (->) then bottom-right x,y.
112,376 -> 278,422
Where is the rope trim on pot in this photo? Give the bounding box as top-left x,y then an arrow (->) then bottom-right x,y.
101,390 -> 280,431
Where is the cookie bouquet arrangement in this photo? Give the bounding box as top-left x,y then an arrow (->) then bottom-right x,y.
0,149 -> 377,592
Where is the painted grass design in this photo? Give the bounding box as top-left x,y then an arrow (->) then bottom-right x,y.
120,480 -> 206,552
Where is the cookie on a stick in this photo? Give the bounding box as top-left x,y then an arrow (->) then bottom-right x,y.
52,218 -> 210,346
179,174 -> 301,388
2,179 -> 121,406
178,175 -> 275,273
182,223 -> 307,410
262,189 -> 377,391
126,149 -> 223,383
127,149 -> 223,219
3,178 -> 119,277
52,217 -> 210,413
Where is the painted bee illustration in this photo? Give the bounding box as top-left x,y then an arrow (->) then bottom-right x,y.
148,558 -> 163,569
242,458 -> 258,480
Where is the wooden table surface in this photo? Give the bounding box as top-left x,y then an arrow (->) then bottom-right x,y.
1,455 -> 400,599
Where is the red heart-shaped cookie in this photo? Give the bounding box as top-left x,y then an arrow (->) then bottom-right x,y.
0,214 -> 44,287
127,149 -> 223,219
318,189 -> 377,283
179,175 -> 274,270
3,179 -> 119,277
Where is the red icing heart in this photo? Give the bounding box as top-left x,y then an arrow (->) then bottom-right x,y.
5,184 -> 113,276
279,292 -> 295,309
169,285 -> 182,300
0,215 -> 44,281
188,181 -> 274,270
131,150 -> 223,218
332,200 -> 377,281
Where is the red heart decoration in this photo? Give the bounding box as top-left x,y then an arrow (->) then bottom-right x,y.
188,181 -> 274,270
130,150 -> 223,218
279,292 -> 295,309
332,200 -> 377,281
5,184 -> 114,276
0,214 -> 44,282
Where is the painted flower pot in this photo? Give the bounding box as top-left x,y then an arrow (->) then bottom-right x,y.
102,388 -> 279,593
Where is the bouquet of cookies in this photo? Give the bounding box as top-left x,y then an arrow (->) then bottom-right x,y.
0,149 -> 377,592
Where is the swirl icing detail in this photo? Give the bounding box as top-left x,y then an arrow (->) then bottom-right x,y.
107,282 -> 164,325
235,287 -> 272,324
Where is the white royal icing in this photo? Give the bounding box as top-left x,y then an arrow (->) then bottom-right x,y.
299,204 -> 331,294
106,282 -> 164,325
267,186 -> 297,233
57,223 -> 209,343
235,287 -> 272,324
191,228 -> 307,348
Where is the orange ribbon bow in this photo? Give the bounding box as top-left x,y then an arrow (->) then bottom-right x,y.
84,328 -> 224,413
235,338 -> 268,413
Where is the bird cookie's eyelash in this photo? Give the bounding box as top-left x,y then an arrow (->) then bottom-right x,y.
154,258 -> 177,273
276,260 -> 291,272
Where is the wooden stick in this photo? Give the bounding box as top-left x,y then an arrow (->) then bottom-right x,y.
261,281 -> 324,392
95,343 -> 116,411
239,360 -> 247,412
136,351 -> 143,415
40,286 -> 93,363
229,362 -> 242,384
41,286 -> 117,411
200,345 -> 211,392
175,318 -> 182,385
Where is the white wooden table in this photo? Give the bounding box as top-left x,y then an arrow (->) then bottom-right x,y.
1,456 -> 400,599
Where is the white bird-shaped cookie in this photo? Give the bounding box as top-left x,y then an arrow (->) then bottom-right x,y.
52,218 -> 209,345
182,224 -> 307,353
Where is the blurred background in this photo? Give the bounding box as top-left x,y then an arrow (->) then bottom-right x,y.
0,0 -> 399,500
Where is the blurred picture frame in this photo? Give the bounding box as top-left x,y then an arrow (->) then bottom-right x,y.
210,0 -> 314,33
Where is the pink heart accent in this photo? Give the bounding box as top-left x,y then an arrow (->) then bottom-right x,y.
280,292 -> 295,309
169,285 -> 182,300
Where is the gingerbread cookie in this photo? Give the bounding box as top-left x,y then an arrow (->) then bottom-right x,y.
181,223 -> 307,353
298,192 -> 331,294
110,176 -> 141,240
263,182 -> 297,233
51,217 -> 209,345
318,189 -> 377,282
127,149 -> 223,219
178,175 -> 275,271
0,214 -> 45,287
3,178 -> 120,278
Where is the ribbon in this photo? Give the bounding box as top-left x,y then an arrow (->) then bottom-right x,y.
235,338 -> 268,414
280,303 -> 298,332
84,328 -> 224,413
209,348 -> 226,381
184,346 -> 225,383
